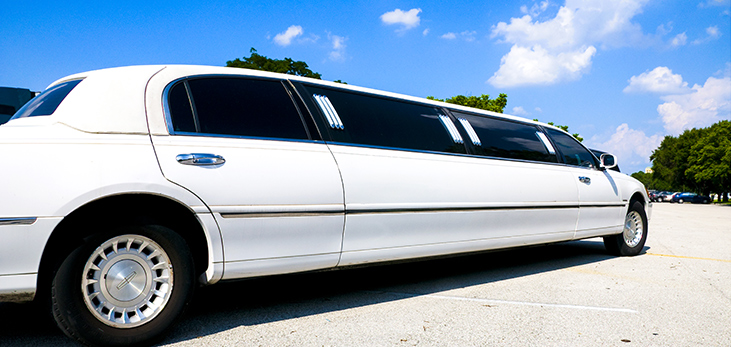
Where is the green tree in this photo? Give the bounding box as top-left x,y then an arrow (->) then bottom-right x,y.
427,94 -> 508,114
651,127 -> 707,192
226,48 -> 322,79
630,171 -> 653,188
685,120 -> 731,201
650,121 -> 731,201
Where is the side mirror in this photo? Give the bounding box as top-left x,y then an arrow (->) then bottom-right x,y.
600,153 -> 617,170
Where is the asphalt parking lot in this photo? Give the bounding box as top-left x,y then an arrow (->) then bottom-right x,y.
1,202 -> 729,346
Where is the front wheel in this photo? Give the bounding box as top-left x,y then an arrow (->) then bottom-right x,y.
52,225 -> 194,346
604,201 -> 648,256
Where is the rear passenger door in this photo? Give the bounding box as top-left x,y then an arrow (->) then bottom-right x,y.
544,128 -> 625,238
297,83 -> 580,265
151,77 -> 345,279
448,111 -> 580,243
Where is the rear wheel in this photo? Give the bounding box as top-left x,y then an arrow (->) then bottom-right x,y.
604,201 -> 648,256
52,225 -> 194,346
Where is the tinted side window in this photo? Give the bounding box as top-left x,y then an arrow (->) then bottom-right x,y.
545,128 -> 598,168
452,111 -> 557,163
306,86 -> 465,154
11,80 -> 82,120
170,78 -> 308,140
168,82 -> 196,133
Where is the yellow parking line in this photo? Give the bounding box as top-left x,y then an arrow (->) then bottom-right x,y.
646,253 -> 731,263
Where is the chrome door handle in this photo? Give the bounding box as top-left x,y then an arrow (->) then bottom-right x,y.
176,153 -> 225,166
578,176 -> 591,184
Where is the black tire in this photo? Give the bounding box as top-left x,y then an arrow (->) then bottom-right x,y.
604,201 -> 648,256
52,225 -> 194,346
678,199 -> 684,204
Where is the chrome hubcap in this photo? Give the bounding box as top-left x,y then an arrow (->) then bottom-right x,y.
82,235 -> 173,328
623,211 -> 644,248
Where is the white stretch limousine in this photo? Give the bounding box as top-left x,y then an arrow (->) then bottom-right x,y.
0,65 -> 650,346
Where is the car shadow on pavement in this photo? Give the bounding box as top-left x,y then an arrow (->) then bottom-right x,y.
0,239 -> 648,346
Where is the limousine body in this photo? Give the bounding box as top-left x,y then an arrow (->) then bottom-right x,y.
0,65 -> 650,346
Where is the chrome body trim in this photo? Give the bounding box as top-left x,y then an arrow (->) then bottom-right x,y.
313,94 -> 336,128
176,153 -> 225,166
458,118 -> 482,146
536,131 -> 556,154
321,95 -> 344,129
0,217 -> 37,226
216,202 -> 627,218
313,94 -> 344,129
438,115 -> 464,144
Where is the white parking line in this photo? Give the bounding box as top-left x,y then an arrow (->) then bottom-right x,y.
369,291 -> 638,313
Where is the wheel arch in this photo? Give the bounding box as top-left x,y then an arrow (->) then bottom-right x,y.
628,191 -> 646,210
36,193 -> 212,302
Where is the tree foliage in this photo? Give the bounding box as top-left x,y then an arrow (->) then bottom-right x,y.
630,171 -> 653,188
427,94 -> 508,114
226,48 -> 322,79
533,119 -> 583,142
648,120 -> 730,201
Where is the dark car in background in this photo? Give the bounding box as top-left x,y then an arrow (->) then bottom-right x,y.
0,87 -> 37,124
671,192 -> 711,204
654,191 -> 676,202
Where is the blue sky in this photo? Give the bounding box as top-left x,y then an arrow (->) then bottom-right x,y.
2,0 -> 730,174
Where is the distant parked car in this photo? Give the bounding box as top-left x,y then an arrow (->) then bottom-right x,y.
655,191 -> 675,202
649,190 -> 662,202
671,192 -> 711,204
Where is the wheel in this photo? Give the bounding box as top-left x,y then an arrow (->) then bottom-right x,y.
678,199 -> 684,204
52,225 -> 194,346
604,201 -> 648,256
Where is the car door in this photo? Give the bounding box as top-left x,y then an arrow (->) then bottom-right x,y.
150,76 -> 345,279
544,128 -> 625,238
297,84 -> 580,265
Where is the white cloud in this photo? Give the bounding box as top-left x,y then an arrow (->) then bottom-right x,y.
491,0 -> 649,49
521,1 -> 550,17
656,22 -> 673,36
699,0 -> 730,8
423,28 -> 430,36
692,26 -> 722,44
488,45 -> 596,88
658,75 -> 731,134
512,106 -> 529,116
670,32 -> 687,47
461,30 -> 477,42
589,123 -> 663,168
707,26 -> 721,38
489,0 -> 651,87
380,8 -> 422,31
440,31 -> 477,41
535,107 -> 543,113
328,34 -> 347,62
273,25 -> 303,46
623,67 -> 690,94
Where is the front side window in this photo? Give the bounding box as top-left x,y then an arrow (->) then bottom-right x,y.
167,77 -> 309,140
452,111 -> 557,163
305,85 -> 466,154
545,128 -> 598,168
11,79 -> 82,120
